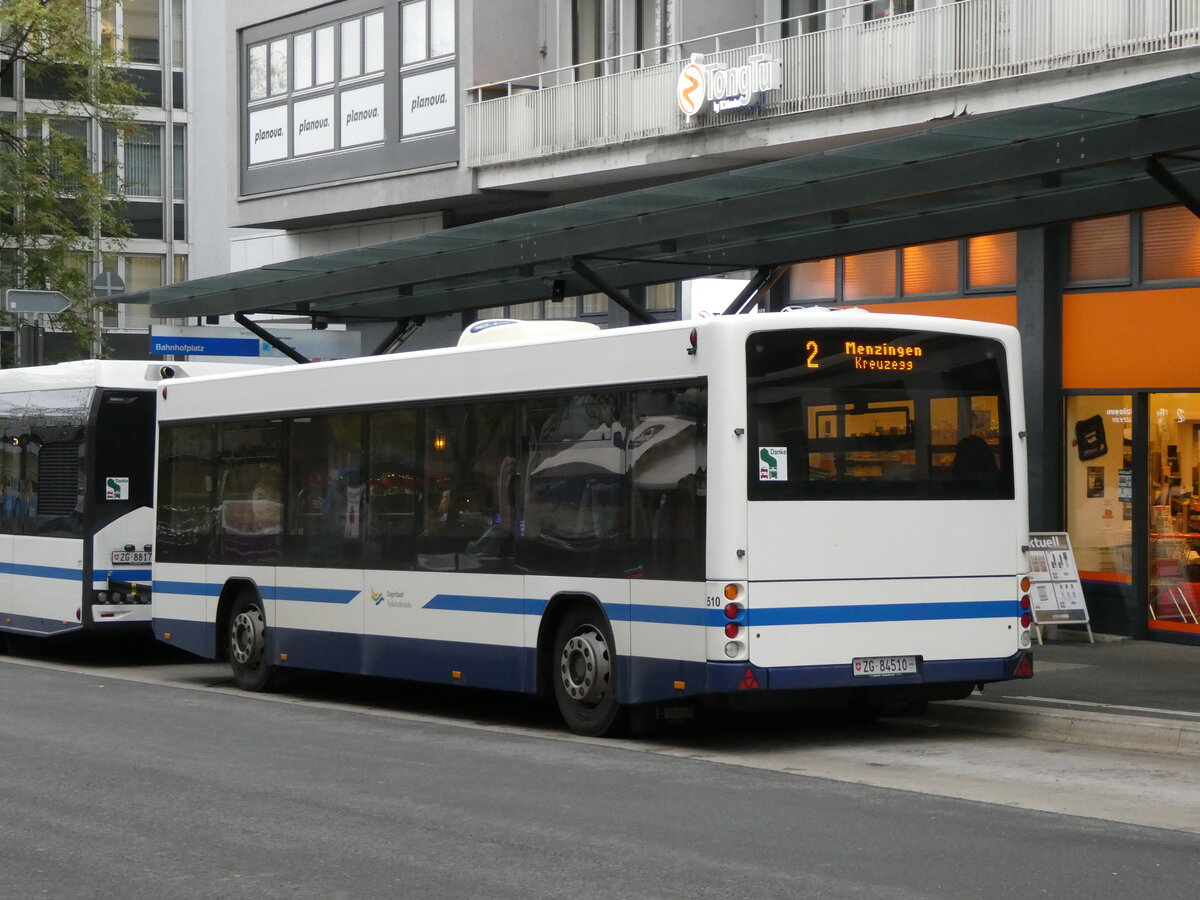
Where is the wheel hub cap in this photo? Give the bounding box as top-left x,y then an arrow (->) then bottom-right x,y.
231,608 -> 264,666
559,628 -> 611,704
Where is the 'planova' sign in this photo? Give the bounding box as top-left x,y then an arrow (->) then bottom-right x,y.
677,52 -> 782,118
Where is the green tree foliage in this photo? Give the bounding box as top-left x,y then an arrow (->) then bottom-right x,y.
0,0 -> 139,361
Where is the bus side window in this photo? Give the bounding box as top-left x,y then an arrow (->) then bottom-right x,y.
629,385 -> 707,581
157,423 -> 216,565
418,402 -> 516,573
519,391 -> 629,578
216,421 -> 283,566
364,407 -> 422,569
286,412 -> 364,568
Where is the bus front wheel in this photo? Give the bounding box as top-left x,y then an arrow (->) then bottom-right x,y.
551,607 -> 621,737
229,593 -> 276,692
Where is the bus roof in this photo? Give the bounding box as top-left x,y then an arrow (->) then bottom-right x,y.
156,309 -> 1021,424
0,360 -> 265,394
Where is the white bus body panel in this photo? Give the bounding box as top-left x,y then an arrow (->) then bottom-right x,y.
6,536 -> 84,626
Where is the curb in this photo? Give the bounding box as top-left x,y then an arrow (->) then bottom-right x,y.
928,699 -> 1200,758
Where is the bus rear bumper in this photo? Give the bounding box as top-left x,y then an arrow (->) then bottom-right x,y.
683,650 -> 1033,709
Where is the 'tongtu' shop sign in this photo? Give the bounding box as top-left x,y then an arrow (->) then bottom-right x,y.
676,52 -> 782,118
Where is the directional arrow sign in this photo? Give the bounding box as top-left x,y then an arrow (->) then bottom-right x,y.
5,289 -> 71,314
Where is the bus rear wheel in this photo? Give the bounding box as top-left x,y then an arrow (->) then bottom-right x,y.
551,607 -> 621,737
229,593 -> 276,692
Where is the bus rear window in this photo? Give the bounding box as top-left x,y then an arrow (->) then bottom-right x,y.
747,327 -> 1014,501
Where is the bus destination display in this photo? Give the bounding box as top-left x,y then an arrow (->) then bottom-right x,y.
804,336 -> 925,372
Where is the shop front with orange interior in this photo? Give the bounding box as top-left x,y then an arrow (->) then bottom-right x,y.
1063,208 -> 1200,643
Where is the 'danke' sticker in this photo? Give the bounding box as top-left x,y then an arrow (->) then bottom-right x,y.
759,447 -> 787,481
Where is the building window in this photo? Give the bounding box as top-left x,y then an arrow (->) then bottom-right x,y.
843,249 -> 896,300
341,19 -> 361,79
293,32 -> 314,91
645,283 -> 676,311
102,0 -> 161,66
364,12 -> 385,72
1069,214 -> 1131,285
402,0 -> 455,65
902,240 -> 958,295
789,258 -> 836,302
1143,206 -> 1200,282
123,0 -> 162,65
508,301 -> 546,320
316,26 -> 336,85
45,118 -> 90,191
125,124 -> 163,198
269,39 -> 289,94
572,0 -> 605,79
865,0 -> 916,20
248,44 -> 269,100
636,0 -> 672,67
173,123 -> 186,198
782,0 -> 824,37
103,123 -> 163,198
171,0 -> 185,67
967,232 -> 1017,290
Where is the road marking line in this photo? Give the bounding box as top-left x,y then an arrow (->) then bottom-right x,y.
1007,695 -> 1200,720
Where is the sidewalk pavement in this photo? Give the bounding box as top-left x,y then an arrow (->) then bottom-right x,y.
928,629 -> 1200,756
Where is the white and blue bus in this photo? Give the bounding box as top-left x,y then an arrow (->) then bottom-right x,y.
153,310 -> 1034,735
0,360 -> 259,648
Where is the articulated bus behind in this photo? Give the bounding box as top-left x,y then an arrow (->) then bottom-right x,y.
0,361 -> 258,647
153,311 -> 1033,735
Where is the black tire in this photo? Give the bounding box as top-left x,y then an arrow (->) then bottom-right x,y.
228,592 -> 277,692
551,606 -> 622,737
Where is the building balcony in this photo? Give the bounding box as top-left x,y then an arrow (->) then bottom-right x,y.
465,0 -> 1200,174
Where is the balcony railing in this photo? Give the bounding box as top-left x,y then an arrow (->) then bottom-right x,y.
465,0 -> 1200,168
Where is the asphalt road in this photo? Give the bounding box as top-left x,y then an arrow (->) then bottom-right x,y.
2,642 -> 1199,899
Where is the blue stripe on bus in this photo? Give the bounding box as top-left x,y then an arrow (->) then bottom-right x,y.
153,581 -> 359,605
605,604 -> 717,626
0,562 -> 84,581
423,594 -> 718,626
272,585 -> 360,605
155,580 -> 220,597
425,594 -> 529,615
750,600 -> 1019,626
155,583 -> 1017,626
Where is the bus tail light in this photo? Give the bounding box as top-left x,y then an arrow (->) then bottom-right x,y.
724,622 -> 740,639
1017,576 -> 1034,647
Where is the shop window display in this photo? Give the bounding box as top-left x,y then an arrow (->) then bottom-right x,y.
1065,396 -> 1133,583
1148,393 -> 1200,634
